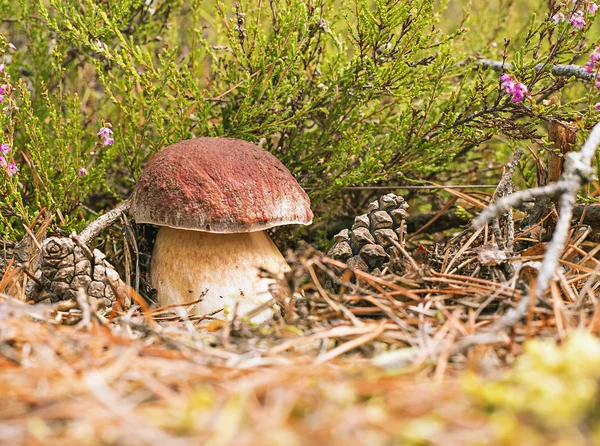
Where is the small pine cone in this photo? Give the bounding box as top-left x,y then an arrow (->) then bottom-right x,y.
29,236 -> 127,308
328,193 -> 409,275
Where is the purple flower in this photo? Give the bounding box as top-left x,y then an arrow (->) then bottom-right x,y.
8,43 -> 16,51
0,64 -> 4,73
570,10 -> 586,29
511,83 -> 528,103
0,85 -> 7,95
78,167 -> 88,177
0,143 -> 10,155
0,155 -> 6,167
500,74 -> 515,93
97,126 -> 114,146
552,12 -> 565,24
500,73 -> 514,89
499,74 -> 529,103
97,127 -> 113,139
595,102 -> 600,110
584,48 -> 600,73
589,2 -> 599,14
6,162 -> 18,176
584,63 -> 593,74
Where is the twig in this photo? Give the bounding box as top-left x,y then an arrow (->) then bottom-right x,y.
79,199 -> 132,245
315,323 -> 386,364
21,224 -> 42,252
493,149 -> 522,253
474,181 -> 571,225
476,59 -> 594,82
385,235 -> 420,271
76,288 -> 92,331
475,122 -> 600,321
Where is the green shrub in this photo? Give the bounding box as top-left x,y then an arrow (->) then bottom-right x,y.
1,0 -> 599,240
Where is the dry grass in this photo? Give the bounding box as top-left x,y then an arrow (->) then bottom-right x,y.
0,295 -> 495,446
3,190 -> 600,444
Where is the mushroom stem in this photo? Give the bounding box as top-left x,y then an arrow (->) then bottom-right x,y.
150,227 -> 290,321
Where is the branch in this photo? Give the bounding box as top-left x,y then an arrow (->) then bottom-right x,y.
473,181 -> 571,224
78,199 -> 132,245
476,59 -> 594,82
475,122 -> 600,312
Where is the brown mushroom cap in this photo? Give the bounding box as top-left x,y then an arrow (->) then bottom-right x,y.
132,138 -> 313,233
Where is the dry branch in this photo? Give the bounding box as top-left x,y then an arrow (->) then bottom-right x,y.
476,59 -> 594,82
78,199 -> 132,245
475,122 -> 600,321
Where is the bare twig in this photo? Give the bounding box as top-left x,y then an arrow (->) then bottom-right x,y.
476,59 -> 594,82
476,122 -> 600,312
79,199 -> 132,245
474,181 -> 570,224
490,150 -> 522,252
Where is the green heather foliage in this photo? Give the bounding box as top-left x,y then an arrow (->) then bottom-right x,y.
1,0 -> 600,238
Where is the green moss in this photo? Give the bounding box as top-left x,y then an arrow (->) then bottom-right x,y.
465,331 -> 600,442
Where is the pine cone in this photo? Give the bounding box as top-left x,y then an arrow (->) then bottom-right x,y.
29,236 -> 126,308
328,193 -> 409,275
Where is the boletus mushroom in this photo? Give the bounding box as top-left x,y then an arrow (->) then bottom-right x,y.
131,138 -> 313,320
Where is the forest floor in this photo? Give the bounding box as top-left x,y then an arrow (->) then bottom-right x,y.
3,207 -> 600,445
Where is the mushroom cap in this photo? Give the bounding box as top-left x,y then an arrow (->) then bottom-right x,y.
132,137 -> 313,233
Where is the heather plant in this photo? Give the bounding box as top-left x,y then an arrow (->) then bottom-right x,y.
1,0 -> 600,240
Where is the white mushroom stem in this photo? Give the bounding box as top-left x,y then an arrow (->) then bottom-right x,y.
151,227 -> 290,321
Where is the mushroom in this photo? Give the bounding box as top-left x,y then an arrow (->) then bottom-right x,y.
131,138 -> 313,321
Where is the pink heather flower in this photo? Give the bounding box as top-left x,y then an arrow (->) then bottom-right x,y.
511,83 -> 529,103
589,2 -> 599,14
78,167 -> 88,177
0,155 -> 6,167
584,49 -> 600,73
0,85 -> 6,95
500,74 -> 529,103
586,63 -> 596,74
552,12 -> 565,24
500,74 -> 514,92
97,126 -> 114,146
570,10 -> 586,29
6,162 -> 18,176
98,124 -> 115,146
97,126 -> 112,139
0,143 -> 10,155
500,74 -> 515,93
503,80 -> 515,92
595,102 -> 600,110
8,43 -> 16,51
0,64 -> 4,73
